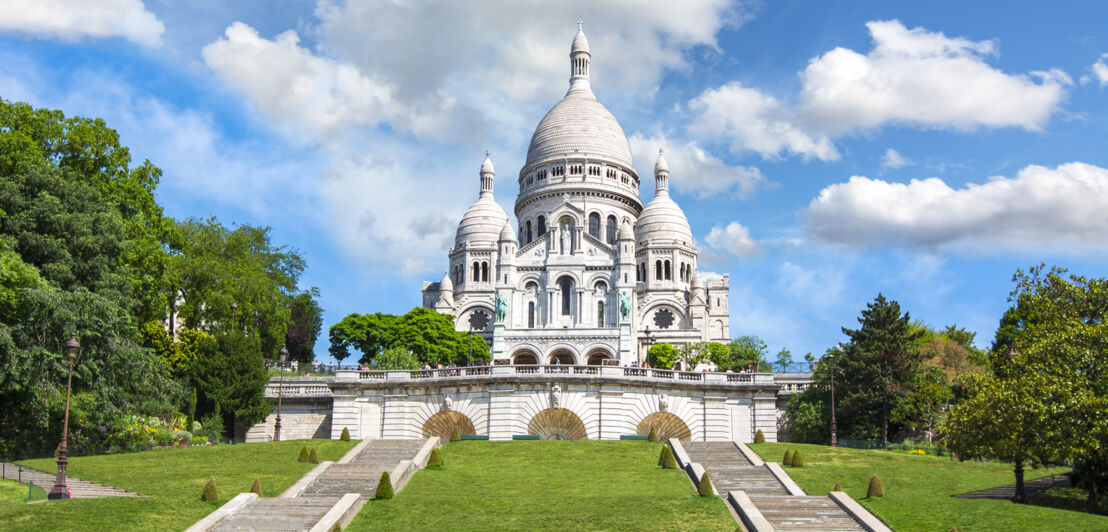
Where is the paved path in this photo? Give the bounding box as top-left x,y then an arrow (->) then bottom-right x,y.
0,461 -> 143,498
682,442 -> 866,532
954,472 -> 1070,500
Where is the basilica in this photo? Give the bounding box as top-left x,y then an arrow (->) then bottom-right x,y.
421,24 -> 730,366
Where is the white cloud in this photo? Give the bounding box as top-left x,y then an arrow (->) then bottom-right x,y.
1091,53 -> 1108,88
0,0 -> 164,47
629,134 -> 768,198
689,20 -> 1069,161
705,222 -> 762,258
880,148 -> 912,170
777,261 -> 845,311
806,162 -> 1108,253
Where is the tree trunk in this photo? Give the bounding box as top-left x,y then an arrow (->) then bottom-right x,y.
1012,460 -> 1026,503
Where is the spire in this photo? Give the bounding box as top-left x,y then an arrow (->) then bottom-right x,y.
654,148 -> 669,194
568,19 -> 591,95
480,150 -> 495,197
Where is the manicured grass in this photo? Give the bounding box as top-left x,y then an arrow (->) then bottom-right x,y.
0,479 -> 46,504
347,441 -> 735,531
751,442 -> 1108,532
0,439 -> 358,531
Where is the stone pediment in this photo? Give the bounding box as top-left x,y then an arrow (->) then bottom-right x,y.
580,233 -> 616,259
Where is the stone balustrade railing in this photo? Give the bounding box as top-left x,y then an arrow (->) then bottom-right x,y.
333,365 -> 778,385
264,383 -> 334,398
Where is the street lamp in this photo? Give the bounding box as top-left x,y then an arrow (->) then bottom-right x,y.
274,345 -> 288,442
49,334 -> 81,500
643,326 -> 657,366
827,351 -> 838,448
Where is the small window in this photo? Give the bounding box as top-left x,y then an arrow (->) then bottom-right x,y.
605,215 -> 617,244
528,302 -> 535,328
537,216 -> 546,235
552,166 -> 564,177
525,221 -> 533,244
588,213 -> 600,238
481,262 -> 489,282
561,278 -> 573,315
655,260 -> 662,281
597,301 -> 605,327
664,261 -> 671,281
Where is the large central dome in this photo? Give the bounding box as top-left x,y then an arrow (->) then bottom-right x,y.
524,92 -> 634,170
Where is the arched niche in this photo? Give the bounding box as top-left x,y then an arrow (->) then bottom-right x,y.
422,410 -> 476,441
636,411 -> 691,442
527,408 -> 587,440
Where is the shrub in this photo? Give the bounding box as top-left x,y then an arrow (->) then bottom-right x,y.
375,472 -> 394,500
331,524 -> 342,532
450,426 -> 461,442
251,478 -> 263,496
647,427 -> 659,442
309,448 -> 319,464
201,479 -> 218,501
832,482 -> 842,492
792,451 -> 804,467
427,447 -> 444,468
867,474 -> 885,498
697,472 -> 714,497
298,446 -> 309,462
754,429 -> 765,443
340,427 -> 351,441
192,436 -> 208,446
660,446 -> 677,469
783,449 -> 794,466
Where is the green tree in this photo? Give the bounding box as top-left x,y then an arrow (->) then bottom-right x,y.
647,343 -> 678,369
329,308 -> 489,367
676,342 -> 708,371
890,366 -> 953,445
374,346 -> 421,370
189,332 -> 270,437
285,290 -> 323,364
726,336 -> 770,372
775,348 -> 794,372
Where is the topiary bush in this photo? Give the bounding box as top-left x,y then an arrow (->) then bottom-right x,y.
754,429 -> 765,443
450,426 -> 461,442
298,446 -> 309,462
251,477 -> 263,496
309,447 -> 319,464
697,472 -> 714,497
792,451 -> 804,467
832,482 -> 842,492
867,474 -> 885,498
783,449 -> 794,466
427,447 -> 444,468
661,445 -> 678,469
647,427 -> 659,442
330,524 -> 342,532
201,479 -> 218,501
340,427 -> 350,442
375,472 -> 394,500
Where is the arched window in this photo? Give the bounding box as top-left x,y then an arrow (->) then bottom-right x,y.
597,301 -> 604,327
473,261 -> 480,282
528,301 -> 535,328
655,260 -> 662,281
537,216 -> 546,236
664,261 -> 671,280
588,212 -> 600,238
481,262 -> 489,282
525,221 -> 533,244
606,215 -> 617,244
560,278 -> 573,315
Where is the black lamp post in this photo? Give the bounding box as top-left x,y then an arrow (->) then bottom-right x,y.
274,345 -> 288,442
828,351 -> 838,448
643,326 -> 657,365
49,334 -> 81,500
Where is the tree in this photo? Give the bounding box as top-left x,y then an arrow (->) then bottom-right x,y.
374,346 -> 421,370
841,294 -> 924,445
189,332 -> 270,437
647,343 -> 678,369
727,336 -> 769,371
775,348 -> 794,372
285,290 -> 323,364
890,366 -> 953,445
329,308 -> 489,367
676,342 -> 708,371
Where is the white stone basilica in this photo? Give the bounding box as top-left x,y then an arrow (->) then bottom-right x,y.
422,25 -> 730,366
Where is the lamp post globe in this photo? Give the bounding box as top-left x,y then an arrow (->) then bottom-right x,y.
49,334 -> 81,500
274,345 -> 289,442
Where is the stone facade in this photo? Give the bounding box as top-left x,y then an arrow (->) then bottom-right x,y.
422,25 -> 730,366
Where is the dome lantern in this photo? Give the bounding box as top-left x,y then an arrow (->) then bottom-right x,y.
480,150 -> 495,197
569,17 -> 591,95
654,148 -> 669,193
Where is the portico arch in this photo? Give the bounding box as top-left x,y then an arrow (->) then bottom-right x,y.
636,412 -> 691,442
547,347 -> 578,365
512,348 -> 539,365
527,408 -> 587,440
585,347 -> 613,365
422,410 -> 476,441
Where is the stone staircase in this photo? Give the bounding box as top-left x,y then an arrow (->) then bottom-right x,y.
210,498 -> 338,532
301,439 -> 426,499
680,442 -> 868,532
0,461 -> 142,498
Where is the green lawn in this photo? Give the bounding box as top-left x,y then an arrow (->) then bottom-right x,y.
0,439 -> 358,532
0,479 -> 46,504
347,441 -> 736,531
750,442 -> 1108,532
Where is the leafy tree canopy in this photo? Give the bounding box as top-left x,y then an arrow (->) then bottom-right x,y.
646,343 -> 678,369
329,307 -> 489,366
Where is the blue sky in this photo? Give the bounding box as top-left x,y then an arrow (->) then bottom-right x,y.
2,1 -> 1106,361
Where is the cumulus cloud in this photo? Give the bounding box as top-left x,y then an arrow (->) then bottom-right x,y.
880,148 -> 912,170
0,0 -> 164,47
1090,53 -> 1108,88
806,162 -> 1108,253
705,222 -> 762,258
690,20 -> 1069,161
629,134 -> 768,198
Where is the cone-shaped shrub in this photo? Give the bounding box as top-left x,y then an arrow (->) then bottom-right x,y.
201,479 -> 218,501
298,446 -> 309,462
867,474 -> 885,498
340,427 -> 351,441
330,524 -> 342,532
661,446 -> 678,469
375,472 -> 394,500
450,426 -> 461,442
792,451 -> 804,467
427,447 -> 444,468
832,482 -> 842,492
309,447 -> 319,464
647,427 -> 659,442
251,478 -> 263,496
697,472 -> 714,497
754,429 -> 765,443
783,449 -> 794,466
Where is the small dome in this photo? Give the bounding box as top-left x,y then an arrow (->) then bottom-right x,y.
455,196 -> 509,248
440,272 -> 454,293
499,221 -> 517,242
636,192 -> 693,247
654,149 -> 669,175
571,29 -> 589,54
691,272 -> 705,289
618,221 -> 634,241
481,151 -> 494,175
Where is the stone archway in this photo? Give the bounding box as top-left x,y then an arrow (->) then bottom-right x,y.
585,347 -> 612,366
512,349 -> 539,365
422,411 -> 476,441
636,412 -> 691,442
527,408 -> 587,440
548,348 -> 576,365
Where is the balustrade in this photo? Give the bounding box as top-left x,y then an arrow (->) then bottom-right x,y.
328,366 -> 793,388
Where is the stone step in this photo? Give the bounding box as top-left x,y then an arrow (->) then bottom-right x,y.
211,497 -> 339,532
747,496 -> 866,532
